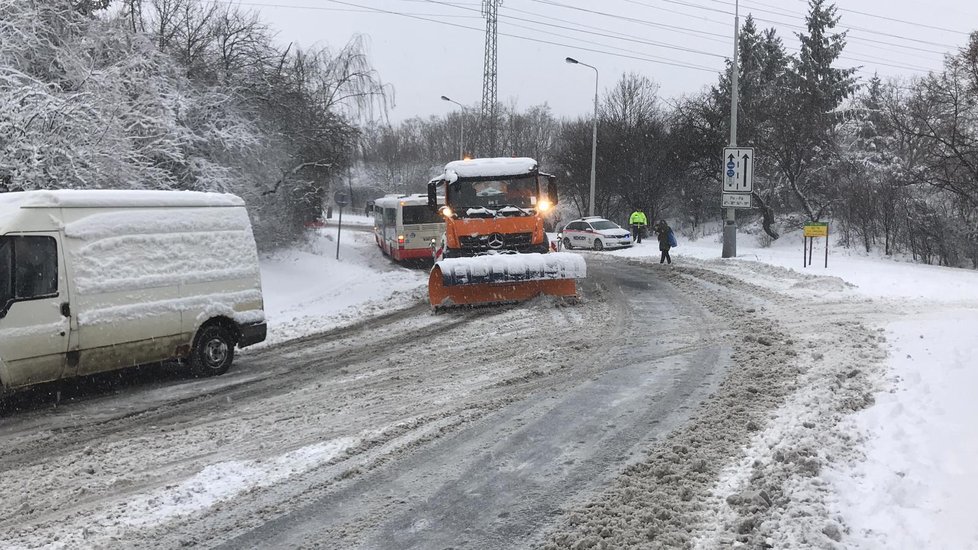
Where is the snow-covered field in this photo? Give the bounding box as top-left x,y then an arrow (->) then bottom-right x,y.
256,219 -> 977,549
254,214 -> 428,346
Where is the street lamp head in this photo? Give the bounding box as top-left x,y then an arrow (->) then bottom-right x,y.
565,57 -> 579,64
440,95 -> 451,101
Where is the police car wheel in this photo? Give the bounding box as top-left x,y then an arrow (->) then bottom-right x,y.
562,237 -> 573,250
593,239 -> 604,251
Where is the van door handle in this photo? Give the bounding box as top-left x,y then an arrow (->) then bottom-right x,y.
60,302 -> 70,317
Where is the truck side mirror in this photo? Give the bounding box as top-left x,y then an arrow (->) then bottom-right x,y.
427,181 -> 438,209
547,175 -> 558,206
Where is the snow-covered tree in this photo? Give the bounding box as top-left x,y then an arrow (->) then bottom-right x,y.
770,0 -> 858,222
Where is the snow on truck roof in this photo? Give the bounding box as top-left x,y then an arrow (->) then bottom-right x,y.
0,189 -> 244,209
439,157 -> 538,182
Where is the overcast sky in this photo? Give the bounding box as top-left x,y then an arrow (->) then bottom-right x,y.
244,0 -> 976,122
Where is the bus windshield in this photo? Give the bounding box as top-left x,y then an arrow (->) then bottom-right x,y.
402,205 -> 442,225
449,176 -> 538,210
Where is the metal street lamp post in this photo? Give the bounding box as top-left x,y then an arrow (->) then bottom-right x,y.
565,56 -> 598,217
441,95 -> 466,160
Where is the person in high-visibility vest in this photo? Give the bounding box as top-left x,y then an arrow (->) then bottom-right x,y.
628,209 -> 648,243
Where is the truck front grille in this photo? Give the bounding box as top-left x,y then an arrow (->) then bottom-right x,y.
459,232 -> 533,251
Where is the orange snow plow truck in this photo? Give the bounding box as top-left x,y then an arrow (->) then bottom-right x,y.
426,157 -> 586,308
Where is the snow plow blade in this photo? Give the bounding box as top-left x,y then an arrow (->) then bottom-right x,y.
428,252 -> 586,308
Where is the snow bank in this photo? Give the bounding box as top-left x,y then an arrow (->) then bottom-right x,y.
825,311 -> 978,549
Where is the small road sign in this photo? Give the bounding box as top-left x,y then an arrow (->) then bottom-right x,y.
334,191 -> 349,207
803,221 -> 828,237
722,147 -> 754,193
721,193 -> 752,209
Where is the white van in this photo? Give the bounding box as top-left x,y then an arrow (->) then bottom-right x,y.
0,190 -> 267,396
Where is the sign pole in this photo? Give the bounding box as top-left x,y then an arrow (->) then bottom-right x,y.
335,207 -> 343,260
334,190 -> 350,260
722,0 -> 740,259
824,227 -> 829,268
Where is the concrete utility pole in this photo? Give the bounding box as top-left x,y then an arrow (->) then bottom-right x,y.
722,0 -> 740,258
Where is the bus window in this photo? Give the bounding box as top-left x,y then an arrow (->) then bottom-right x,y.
384,207 -> 396,226
402,205 -> 443,225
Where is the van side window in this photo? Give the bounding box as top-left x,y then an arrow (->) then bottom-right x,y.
0,236 -> 58,302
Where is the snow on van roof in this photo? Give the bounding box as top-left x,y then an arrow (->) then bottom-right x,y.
0,189 -> 244,209
441,157 -> 538,182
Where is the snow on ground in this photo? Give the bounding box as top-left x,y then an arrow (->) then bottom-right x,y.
610,229 -> 978,549
246,219 -> 974,548
253,213 -> 428,347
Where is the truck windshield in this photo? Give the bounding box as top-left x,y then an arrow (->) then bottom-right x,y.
450,176 -> 538,210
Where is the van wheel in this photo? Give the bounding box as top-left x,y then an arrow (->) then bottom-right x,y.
593,239 -> 604,251
190,324 -> 235,377
562,237 -> 573,250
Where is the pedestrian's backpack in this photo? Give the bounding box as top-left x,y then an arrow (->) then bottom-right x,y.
668,229 -> 678,247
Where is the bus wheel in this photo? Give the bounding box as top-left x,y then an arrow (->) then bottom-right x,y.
190,324 -> 235,377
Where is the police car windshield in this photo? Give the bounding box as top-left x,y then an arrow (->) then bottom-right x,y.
590,220 -> 619,230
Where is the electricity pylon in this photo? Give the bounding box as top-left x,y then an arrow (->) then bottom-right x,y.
480,0 -> 501,157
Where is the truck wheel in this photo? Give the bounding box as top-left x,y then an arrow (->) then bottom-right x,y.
190,324 -> 235,377
593,239 -> 604,251
562,237 -> 573,250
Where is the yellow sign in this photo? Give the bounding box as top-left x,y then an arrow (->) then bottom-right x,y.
803,222 -> 828,238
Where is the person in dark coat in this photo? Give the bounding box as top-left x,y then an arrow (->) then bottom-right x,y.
653,219 -> 672,264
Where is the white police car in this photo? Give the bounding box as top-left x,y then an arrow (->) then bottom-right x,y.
559,216 -> 632,251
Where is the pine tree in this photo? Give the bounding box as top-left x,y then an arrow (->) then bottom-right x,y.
770,0 -> 858,221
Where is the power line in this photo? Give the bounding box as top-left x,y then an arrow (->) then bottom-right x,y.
502,2 -> 731,43
423,0 -> 728,59
315,0 -> 722,72
653,0 -> 962,50
532,0 -> 942,72
207,0 -> 941,79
